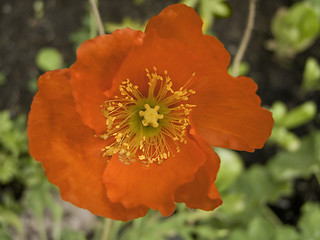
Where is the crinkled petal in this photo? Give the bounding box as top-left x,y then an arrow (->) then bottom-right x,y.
197,35 -> 231,71
191,74 -> 274,152
102,134 -> 207,216
146,4 -> 230,69
146,4 -> 203,47
70,29 -> 144,133
105,30 -> 204,99
175,134 -> 222,210
28,69 -> 148,221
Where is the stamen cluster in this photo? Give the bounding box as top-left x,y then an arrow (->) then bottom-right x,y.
100,67 -> 196,165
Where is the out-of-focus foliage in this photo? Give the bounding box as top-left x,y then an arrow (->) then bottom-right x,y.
214,148 -> 243,191
0,111 -> 29,184
268,1 -> 320,58
27,78 -> 38,94
268,131 -> 320,181
0,72 -> 6,86
1,0 -> 320,239
268,101 -> 317,151
0,111 -> 89,239
70,14 -> 92,50
298,202 -> 320,239
182,0 -> 231,33
33,0 -> 44,19
70,9 -> 98,50
307,0 -> 320,20
302,57 -> 320,91
228,62 -> 250,76
134,0 -> 144,5
61,228 -> 87,240
105,17 -> 147,33
226,202 -> 320,240
36,47 -> 64,71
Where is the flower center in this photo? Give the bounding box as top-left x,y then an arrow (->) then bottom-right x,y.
139,104 -> 163,128
100,67 -> 196,165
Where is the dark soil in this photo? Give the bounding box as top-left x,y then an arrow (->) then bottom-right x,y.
1,0 -> 319,228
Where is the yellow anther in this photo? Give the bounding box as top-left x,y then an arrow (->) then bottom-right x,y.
184,109 -> 191,115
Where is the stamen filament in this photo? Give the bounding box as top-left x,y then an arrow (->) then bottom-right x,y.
100,68 -> 196,165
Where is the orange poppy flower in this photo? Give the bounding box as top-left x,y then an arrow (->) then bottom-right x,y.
28,4 -> 273,221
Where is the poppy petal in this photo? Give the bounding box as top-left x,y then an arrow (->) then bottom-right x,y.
28,69 -> 148,221
146,4 -> 203,47
104,30 -> 204,99
146,4 -> 230,69
70,29 -> 144,133
102,134 -> 207,216
197,35 -> 231,71
191,73 -> 274,152
174,134 -> 222,210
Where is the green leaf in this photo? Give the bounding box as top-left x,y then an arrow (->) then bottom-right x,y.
0,111 -> 28,159
36,47 -> 64,71
306,0 -> 320,21
247,217 -> 274,240
27,78 -> 38,93
231,165 -> 292,205
182,0 -> 231,33
228,217 -> 274,240
219,165 -> 291,225
268,101 -> 317,151
228,62 -> 250,76
269,101 -> 288,124
193,225 -> 218,239
33,0 -> 44,19
271,2 -> 320,58
228,229 -> 248,240
133,0 -> 144,5
302,57 -> 320,91
218,193 -> 246,215
211,0 -> 231,18
214,147 -> 244,191
182,0 -> 199,8
119,206 -> 216,240
275,226 -> 300,240
0,208 -> 23,236
69,13 -> 92,50
0,72 -> 6,86
298,202 -> 320,240
61,228 -> 87,240
69,28 -> 91,50
0,111 -> 13,135
105,17 -> 146,33
0,230 -> 11,240
0,154 -> 18,184
280,101 -> 317,129
269,126 -> 301,152
268,131 -> 320,181
199,0 -> 231,32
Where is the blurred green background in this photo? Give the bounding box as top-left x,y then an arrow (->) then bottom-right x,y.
0,0 -> 320,239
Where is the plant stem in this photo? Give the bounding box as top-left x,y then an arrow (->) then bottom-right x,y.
232,0 -> 257,77
101,218 -> 112,240
88,0 -> 105,36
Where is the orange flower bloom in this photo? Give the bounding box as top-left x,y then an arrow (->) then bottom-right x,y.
28,4 -> 273,221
